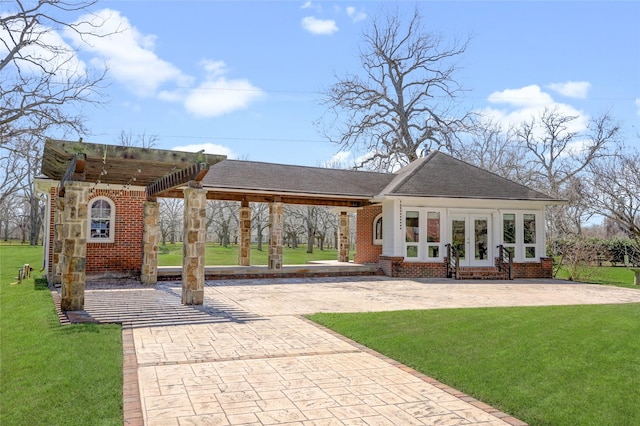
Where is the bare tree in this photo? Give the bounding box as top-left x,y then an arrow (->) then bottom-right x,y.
117,130 -> 159,148
206,201 -> 238,247
319,8 -> 472,171
514,108 -> 620,239
581,149 -> 640,243
452,118 -> 532,184
251,203 -> 269,251
1,0 -> 109,143
159,198 -> 183,245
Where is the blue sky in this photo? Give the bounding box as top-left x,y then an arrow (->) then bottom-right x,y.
56,0 -> 639,166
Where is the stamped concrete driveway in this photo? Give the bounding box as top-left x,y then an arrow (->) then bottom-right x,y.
104,277 -> 640,425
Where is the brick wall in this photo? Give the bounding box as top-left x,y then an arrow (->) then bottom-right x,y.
512,257 -> 553,278
355,205 -> 382,264
378,256 -> 448,278
48,187 -> 146,278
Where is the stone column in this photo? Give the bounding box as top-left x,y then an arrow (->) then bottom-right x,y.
238,203 -> 251,266
60,182 -> 90,311
338,211 -> 350,262
51,195 -> 65,286
182,186 -> 207,305
141,200 -> 159,285
268,202 -> 283,270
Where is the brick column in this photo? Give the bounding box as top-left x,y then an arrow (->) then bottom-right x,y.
268,202 -> 283,270
60,182 -> 90,311
182,186 -> 207,305
51,195 -> 65,286
238,204 -> 251,266
338,211 -> 350,262
141,200 -> 159,285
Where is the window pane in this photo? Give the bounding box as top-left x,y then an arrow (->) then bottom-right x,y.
405,211 -> 419,242
406,245 -> 418,258
452,219 -> 466,259
428,245 -> 439,258
91,220 -> 110,238
523,214 -> 536,244
525,246 -> 536,258
427,212 -> 440,242
374,217 -> 383,240
475,219 -> 488,260
503,213 -> 516,244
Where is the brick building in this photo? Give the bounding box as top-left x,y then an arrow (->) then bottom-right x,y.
36,140 -> 562,310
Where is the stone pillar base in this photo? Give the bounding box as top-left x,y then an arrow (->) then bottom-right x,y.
182,288 -> 204,305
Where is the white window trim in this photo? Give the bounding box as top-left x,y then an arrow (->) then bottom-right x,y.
373,213 -> 383,246
402,208 -> 445,262
88,196 -> 115,243
500,211 -> 542,262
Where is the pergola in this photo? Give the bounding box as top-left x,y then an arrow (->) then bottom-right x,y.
41,140 -> 382,311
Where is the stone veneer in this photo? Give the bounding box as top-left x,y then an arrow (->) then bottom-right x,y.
338,211 -> 350,262
238,206 -> 251,266
268,202 -> 283,269
60,182 -> 90,311
181,186 -> 207,305
51,196 -> 65,286
141,201 -> 159,285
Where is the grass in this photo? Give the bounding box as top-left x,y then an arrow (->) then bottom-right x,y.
0,245 -> 123,425
555,264 -> 637,288
309,304 -> 640,426
158,242 -> 355,266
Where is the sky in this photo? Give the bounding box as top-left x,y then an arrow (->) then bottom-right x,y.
41,1 -> 640,167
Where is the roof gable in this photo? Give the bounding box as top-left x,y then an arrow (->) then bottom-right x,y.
380,151 -> 558,201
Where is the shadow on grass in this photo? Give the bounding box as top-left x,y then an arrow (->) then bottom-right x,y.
34,277 -> 48,290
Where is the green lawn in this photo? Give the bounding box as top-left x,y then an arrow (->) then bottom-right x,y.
309,304 -> 640,426
0,245 -> 123,425
158,242 -> 355,266
555,264 -> 637,288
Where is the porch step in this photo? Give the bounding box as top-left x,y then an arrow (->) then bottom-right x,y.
457,266 -> 509,280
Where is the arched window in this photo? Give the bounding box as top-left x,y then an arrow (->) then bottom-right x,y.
88,197 -> 115,243
373,214 -> 383,245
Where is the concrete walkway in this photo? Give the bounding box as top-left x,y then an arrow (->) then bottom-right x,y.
64,276 -> 640,425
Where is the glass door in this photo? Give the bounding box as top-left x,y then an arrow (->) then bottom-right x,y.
450,214 -> 492,267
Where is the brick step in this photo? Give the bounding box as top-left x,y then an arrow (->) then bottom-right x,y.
457,267 -> 509,280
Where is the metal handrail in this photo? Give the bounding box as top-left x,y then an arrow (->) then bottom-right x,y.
497,245 -> 514,280
446,244 -> 460,280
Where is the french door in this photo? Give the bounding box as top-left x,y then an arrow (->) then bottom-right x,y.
450,214 -> 491,267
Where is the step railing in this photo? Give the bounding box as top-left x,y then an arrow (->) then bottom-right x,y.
497,245 -> 514,280
445,244 -> 460,280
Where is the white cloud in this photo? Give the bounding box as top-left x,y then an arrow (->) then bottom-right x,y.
171,143 -> 236,159
346,6 -> 367,23
68,9 -> 189,97
182,60 -> 265,118
301,16 -> 338,35
547,81 -> 591,99
301,1 -> 313,9
482,84 -> 589,136
487,84 -> 553,108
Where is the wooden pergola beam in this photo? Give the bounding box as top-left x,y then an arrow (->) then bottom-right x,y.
58,153 -> 86,197
146,162 -> 209,198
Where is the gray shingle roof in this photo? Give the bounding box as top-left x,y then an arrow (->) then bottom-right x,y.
202,152 -> 560,202
382,151 -> 558,201
202,160 -> 394,198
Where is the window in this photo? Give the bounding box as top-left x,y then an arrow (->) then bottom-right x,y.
403,209 -> 443,261
426,212 -> 440,258
503,213 -> 516,258
89,197 -> 114,243
405,211 -> 419,258
502,212 -> 539,261
373,214 -> 383,245
523,214 -> 536,258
